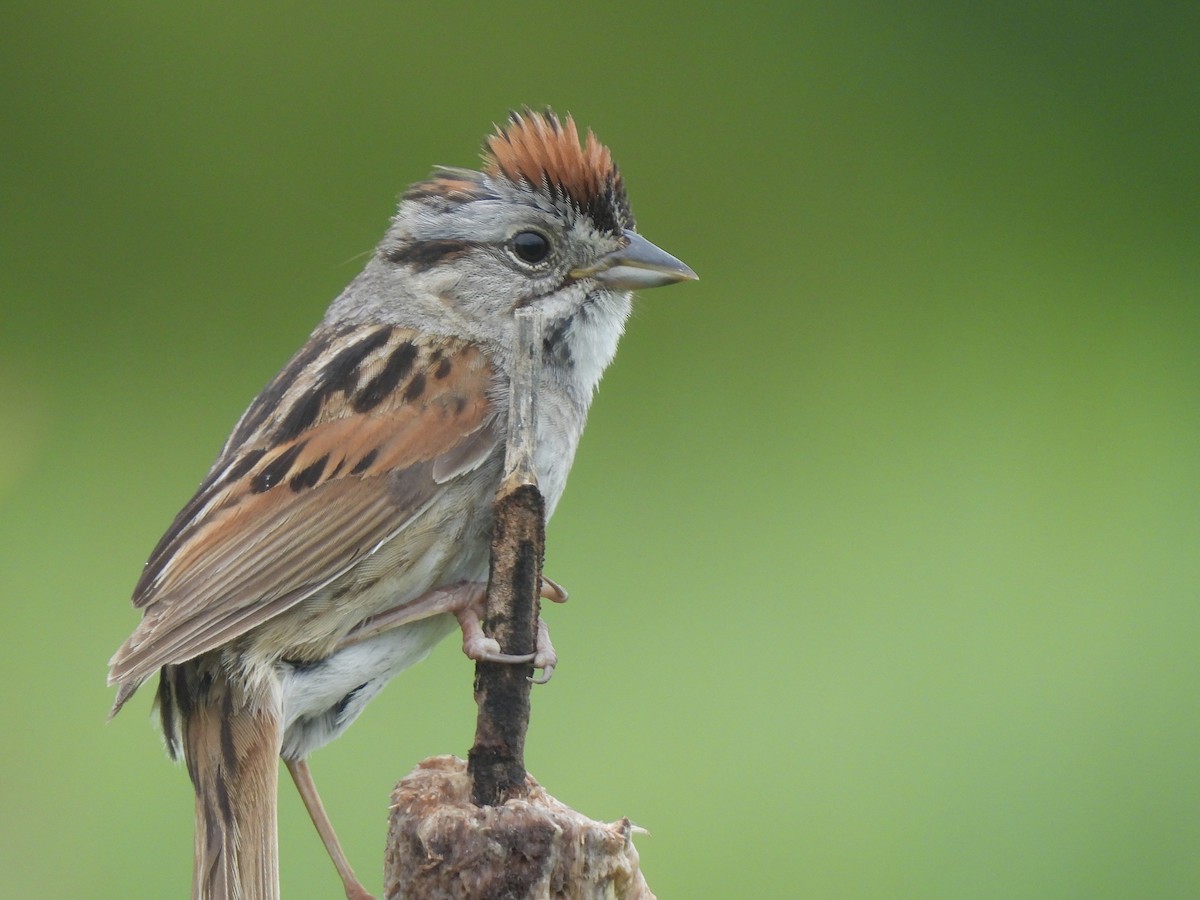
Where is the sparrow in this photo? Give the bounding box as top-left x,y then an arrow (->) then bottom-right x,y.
108,108 -> 695,900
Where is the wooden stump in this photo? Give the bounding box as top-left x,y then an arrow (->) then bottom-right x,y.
385,756 -> 654,900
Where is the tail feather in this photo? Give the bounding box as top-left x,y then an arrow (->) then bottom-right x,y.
165,661 -> 282,900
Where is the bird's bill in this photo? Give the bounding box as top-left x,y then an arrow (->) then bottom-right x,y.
572,231 -> 698,289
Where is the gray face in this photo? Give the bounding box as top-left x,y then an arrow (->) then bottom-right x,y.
386,175 -> 628,317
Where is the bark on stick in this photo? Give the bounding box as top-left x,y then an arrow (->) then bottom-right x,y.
468,306 -> 545,807
384,307 -> 656,898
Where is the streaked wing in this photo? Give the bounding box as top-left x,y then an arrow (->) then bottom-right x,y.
108,324 -> 499,693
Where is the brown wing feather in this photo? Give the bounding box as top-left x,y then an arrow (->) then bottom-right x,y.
108,325 -> 499,695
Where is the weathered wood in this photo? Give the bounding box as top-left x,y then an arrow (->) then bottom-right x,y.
386,757 -> 656,900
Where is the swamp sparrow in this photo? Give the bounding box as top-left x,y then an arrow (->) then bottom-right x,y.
109,108 -> 695,899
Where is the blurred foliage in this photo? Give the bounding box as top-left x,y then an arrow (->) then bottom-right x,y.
2,2 -> 1197,897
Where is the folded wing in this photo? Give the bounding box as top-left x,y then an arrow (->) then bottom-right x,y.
108,325 -> 499,708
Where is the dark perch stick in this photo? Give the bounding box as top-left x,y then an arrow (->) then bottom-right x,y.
384,306 -> 655,898
467,306 -> 544,808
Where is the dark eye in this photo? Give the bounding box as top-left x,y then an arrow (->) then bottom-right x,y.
510,230 -> 551,265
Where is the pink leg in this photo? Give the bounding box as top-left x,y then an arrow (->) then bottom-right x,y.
453,589 -> 558,679
285,758 -> 374,900
336,579 -> 562,680
334,582 -> 485,651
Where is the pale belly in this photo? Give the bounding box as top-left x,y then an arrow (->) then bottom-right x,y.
277,612 -> 459,759
270,461 -> 498,759
274,393 -> 583,760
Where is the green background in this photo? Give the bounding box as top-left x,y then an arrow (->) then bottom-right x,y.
3,3 -> 1197,897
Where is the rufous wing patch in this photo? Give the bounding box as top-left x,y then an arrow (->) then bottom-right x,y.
108,329 -> 499,692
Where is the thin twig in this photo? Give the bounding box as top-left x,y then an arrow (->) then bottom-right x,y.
467,307 -> 545,807
503,307 -> 542,486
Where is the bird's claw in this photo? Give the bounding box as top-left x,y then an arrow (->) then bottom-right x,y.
529,619 -> 557,683
457,604 -> 558,683
541,575 -> 569,604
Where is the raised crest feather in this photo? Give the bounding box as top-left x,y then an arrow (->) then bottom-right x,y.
483,108 -> 633,233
